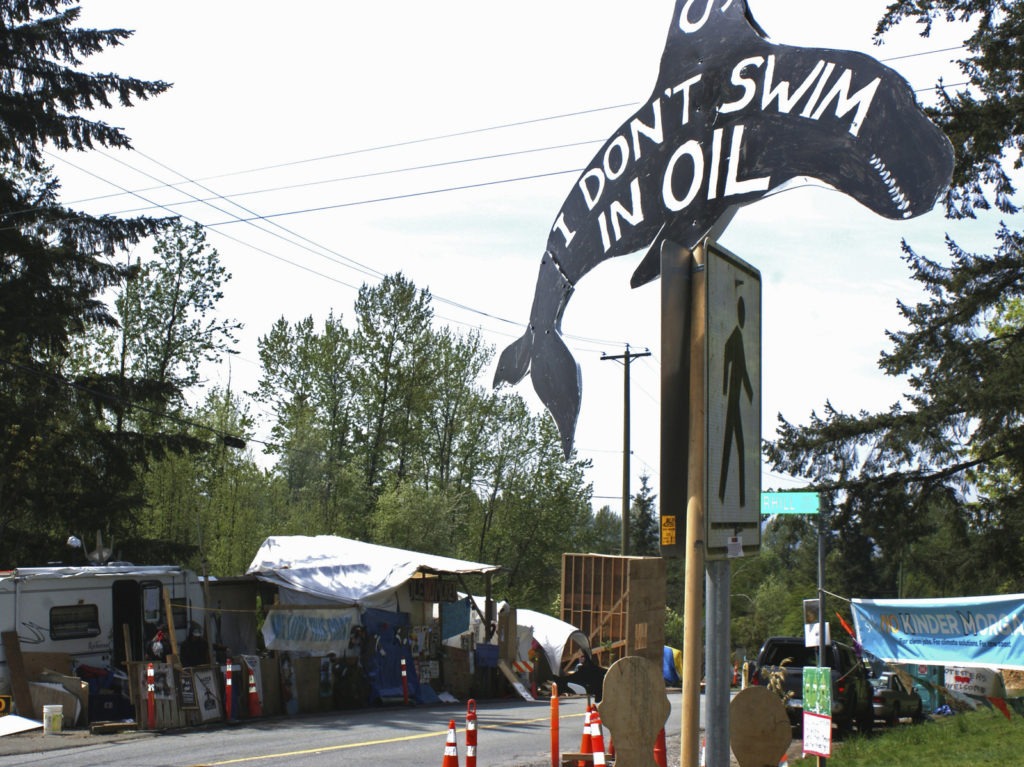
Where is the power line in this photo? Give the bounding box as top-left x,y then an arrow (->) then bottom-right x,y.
71,138 -> 607,215
54,147 -> 647,353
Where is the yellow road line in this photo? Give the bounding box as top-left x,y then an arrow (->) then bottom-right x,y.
188,711 -> 583,766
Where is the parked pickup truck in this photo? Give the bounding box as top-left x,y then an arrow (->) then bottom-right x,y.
748,636 -> 874,734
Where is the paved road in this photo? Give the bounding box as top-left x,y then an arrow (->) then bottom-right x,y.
0,691 -> 705,767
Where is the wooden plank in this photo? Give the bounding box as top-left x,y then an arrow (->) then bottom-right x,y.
90,721 -> 138,735
20,651 -> 73,678
1,631 -> 34,719
561,753 -> 594,761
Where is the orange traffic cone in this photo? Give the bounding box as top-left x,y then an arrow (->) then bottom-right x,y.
590,709 -> 607,767
577,705 -> 593,767
442,719 -> 460,767
653,728 -> 666,767
247,667 -> 262,717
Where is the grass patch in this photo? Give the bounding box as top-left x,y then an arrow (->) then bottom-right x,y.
790,710 -> 1024,767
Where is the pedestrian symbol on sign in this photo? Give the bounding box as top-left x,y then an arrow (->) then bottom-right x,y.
719,293 -> 753,506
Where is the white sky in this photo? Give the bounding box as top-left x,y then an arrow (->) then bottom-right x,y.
54,1 -> 1001,514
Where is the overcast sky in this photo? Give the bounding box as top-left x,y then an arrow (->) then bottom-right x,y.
54,1 -> 1001,514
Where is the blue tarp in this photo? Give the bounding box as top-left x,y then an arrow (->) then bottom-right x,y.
663,646 -> 682,685
361,608 -> 428,704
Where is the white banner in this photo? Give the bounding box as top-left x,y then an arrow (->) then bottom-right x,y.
262,607 -> 359,653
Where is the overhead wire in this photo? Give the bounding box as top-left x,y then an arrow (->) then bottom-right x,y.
39,38 -> 971,482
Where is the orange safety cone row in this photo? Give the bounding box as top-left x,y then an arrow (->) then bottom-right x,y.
577,705 -> 593,767
589,709 -> 607,767
442,719 -> 460,767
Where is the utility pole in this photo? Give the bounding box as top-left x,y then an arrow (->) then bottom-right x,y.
601,343 -> 651,555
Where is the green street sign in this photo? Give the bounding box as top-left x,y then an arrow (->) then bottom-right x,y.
760,491 -> 820,515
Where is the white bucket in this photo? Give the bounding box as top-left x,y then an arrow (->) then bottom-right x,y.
42,704 -> 63,734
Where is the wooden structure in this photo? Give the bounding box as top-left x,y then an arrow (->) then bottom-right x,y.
560,554 -> 665,667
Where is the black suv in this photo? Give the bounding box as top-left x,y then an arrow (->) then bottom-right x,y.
750,636 -> 874,734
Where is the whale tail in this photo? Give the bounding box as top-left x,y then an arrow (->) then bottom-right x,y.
493,330 -> 533,388
493,326 -> 581,460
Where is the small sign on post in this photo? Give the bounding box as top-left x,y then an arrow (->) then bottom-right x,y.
803,598 -> 831,648
802,666 -> 833,758
761,491 -> 820,515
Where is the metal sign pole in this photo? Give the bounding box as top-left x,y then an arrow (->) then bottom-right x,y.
705,561 -> 731,767
818,507 -> 827,767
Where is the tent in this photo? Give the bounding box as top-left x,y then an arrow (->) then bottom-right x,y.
517,608 -> 592,676
246,536 -> 503,705
247,535 -> 502,609
452,595 -> 591,680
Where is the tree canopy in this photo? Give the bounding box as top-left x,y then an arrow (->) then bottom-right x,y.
0,0 -> 173,560
763,0 -> 1024,604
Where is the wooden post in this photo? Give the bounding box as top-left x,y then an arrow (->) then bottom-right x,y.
681,242 -> 707,767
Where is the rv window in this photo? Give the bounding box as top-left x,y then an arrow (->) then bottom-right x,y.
143,582 -> 161,624
50,604 -> 101,640
171,597 -> 188,631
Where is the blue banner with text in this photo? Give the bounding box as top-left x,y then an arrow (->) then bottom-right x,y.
851,594 -> 1024,669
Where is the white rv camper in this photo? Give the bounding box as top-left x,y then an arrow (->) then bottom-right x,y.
0,564 -> 204,698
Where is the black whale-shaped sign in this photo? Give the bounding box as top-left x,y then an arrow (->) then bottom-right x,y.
493,0 -> 954,457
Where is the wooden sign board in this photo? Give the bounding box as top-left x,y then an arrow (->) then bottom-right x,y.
178,669 -> 198,710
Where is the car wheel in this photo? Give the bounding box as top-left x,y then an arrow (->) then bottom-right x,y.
887,703 -> 899,727
857,700 -> 875,735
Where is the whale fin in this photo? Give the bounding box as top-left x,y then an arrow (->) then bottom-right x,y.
493,330 -> 533,387
630,205 -> 740,288
531,328 -> 582,459
631,236 -> 665,288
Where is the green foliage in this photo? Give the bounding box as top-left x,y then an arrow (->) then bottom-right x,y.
791,709 -> 1024,767
587,505 -> 623,554
665,606 -> 684,649
755,0 -> 1024,646
767,227 -> 1024,599
629,473 -> 660,556
876,0 -> 1024,218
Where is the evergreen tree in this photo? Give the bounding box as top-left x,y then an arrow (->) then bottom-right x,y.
629,473 -> 660,556
766,1 -> 1024,598
0,1 -> 170,562
877,1 -> 1024,218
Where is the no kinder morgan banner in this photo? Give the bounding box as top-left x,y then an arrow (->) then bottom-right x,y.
851,594 -> 1024,670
